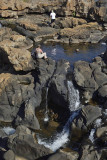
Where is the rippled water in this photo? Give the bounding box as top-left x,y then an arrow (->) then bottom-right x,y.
41,43 -> 107,67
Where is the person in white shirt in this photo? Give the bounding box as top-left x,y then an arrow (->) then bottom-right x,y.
50,10 -> 56,24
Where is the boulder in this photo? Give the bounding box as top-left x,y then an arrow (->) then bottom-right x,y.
70,105 -> 102,141
0,44 -> 35,71
7,125 -> 52,160
80,144 -> 100,160
73,54 -> 107,103
15,98 -> 40,130
33,58 -> 56,107
0,73 -> 36,123
47,149 -> 79,160
49,59 -> 70,109
57,17 -> 87,29
3,150 -> 15,160
97,85 -> 107,102
95,126 -> 107,147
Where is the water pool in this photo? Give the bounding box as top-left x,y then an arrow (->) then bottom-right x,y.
41,43 -> 107,67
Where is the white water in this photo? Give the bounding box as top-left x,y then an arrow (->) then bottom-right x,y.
0,23 -> 2,28
38,81 -> 80,151
103,109 -> 107,116
94,118 -> 102,128
89,129 -> 95,143
44,87 -> 49,122
38,111 -> 80,151
67,81 -> 80,111
3,127 -> 16,136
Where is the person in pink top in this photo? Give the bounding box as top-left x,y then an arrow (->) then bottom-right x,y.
35,45 -> 47,59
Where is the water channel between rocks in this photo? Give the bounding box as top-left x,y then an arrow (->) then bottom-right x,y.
1,41 -> 107,153
32,42 -> 107,151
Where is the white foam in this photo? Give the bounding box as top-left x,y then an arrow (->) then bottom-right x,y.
44,114 -> 49,122
38,111 -> 80,151
103,109 -> 107,116
38,130 -> 69,151
51,48 -> 56,55
37,81 -> 80,151
94,118 -> 102,128
101,42 -> 106,46
89,129 -> 95,143
3,127 -> 16,135
0,23 -> 2,28
67,81 -> 80,111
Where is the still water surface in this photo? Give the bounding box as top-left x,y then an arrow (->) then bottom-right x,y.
41,43 -> 106,67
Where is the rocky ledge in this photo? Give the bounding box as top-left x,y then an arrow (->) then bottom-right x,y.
0,0 -> 107,160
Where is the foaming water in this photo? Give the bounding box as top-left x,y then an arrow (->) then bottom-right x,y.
37,81 -> 80,151
94,118 -> 102,128
67,81 -> 80,111
0,23 -> 2,28
89,129 -> 95,143
44,87 -> 49,122
37,111 -> 80,151
3,127 -> 15,135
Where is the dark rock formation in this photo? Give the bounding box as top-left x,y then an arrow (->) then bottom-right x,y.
7,125 -> 52,160
70,105 -> 102,141
73,54 -> 107,103
49,59 -> 70,109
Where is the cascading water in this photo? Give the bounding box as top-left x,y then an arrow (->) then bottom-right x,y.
0,23 -> 2,28
37,81 -> 80,151
44,87 -> 49,122
67,81 -> 80,111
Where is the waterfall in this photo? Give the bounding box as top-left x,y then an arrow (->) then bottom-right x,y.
0,23 -> 2,28
37,81 -> 80,151
67,81 -> 80,111
37,110 -> 80,151
44,87 -> 49,122
89,129 -> 95,143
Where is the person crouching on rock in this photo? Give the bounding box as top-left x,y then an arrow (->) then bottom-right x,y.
35,45 -> 47,59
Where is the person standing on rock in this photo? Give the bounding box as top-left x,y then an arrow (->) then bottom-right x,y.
35,45 -> 47,59
50,10 -> 56,25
